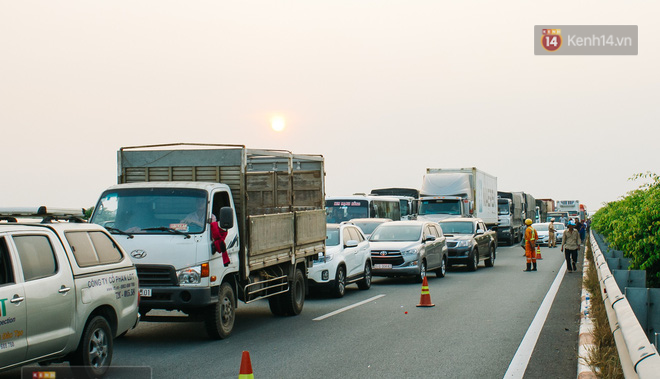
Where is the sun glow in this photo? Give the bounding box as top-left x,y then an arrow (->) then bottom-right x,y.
271,116 -> 286,132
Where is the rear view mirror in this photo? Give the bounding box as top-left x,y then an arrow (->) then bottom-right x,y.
219,207 -> 234,229
345,240 -> 358,248
424,235 -> 436,242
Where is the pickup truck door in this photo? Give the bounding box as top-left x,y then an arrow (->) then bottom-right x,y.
0,236 -> 27,366
11,233 -> 75,360
475,222 -> 489,256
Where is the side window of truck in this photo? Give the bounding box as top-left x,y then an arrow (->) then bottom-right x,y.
212,191 -> 231,220
13,235 -> 58,281
65,231 -> 123,267
0,237 -> 15,286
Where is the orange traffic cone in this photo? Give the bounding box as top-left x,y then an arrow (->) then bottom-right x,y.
239,351 -> 254,379
536,245 -> 543,260
416,276 -> 435,307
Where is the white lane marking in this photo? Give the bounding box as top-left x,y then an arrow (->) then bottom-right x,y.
313,294 -> 386,321
504,262 -> 567,378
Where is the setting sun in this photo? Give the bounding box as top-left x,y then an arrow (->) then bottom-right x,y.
271,116 -> 286,132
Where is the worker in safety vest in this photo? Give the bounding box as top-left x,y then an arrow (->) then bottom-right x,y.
523,218 -> 538,272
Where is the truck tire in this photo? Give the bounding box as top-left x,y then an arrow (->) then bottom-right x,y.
280,268 -> 305,315
205,282 -> 236,339
70,316 -> 113,378
467,250 -> 478,271
485,245 -> 495,267
357,262 -> 372,290
268,295 -> 286,316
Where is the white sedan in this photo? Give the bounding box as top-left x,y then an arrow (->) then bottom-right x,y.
532,222 -> 565,245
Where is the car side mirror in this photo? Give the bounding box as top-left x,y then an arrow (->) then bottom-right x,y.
424,235 -> 436,242
476,229 -> 485,235
219,207 -> 234,229
345,240 -> 358,248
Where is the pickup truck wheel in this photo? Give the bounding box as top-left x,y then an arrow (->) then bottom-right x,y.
415,260 -> 427,283
436,256 -> 447,278
333,265 -> 346,298
70,316 -> 113,378
357,262 -> 372,290
205,283 -> 236,339
467,250 -> 478,271
281,268 -> 305,316
485,245 -> 495,267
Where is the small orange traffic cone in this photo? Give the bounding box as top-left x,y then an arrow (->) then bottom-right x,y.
416,276 -> 435,307
536,245 -> 543,260
239,351 -> 254,379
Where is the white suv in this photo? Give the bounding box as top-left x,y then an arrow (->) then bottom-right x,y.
308,223 -> 372,297
0,208 -> 139,378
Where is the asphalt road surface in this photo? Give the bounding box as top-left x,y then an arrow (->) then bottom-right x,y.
2,244 -> 584,379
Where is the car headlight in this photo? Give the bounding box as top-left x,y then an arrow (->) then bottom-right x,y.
402,248 -> 418,256
324,253 -> 334,263
177,266 -> 202,284
456,240 -> 471,247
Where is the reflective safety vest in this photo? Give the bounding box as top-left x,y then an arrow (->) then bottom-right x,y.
525,226 -> 538,245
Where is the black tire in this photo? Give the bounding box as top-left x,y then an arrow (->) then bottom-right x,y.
357,262 -> 372,290
281,268 -> 305,316
70,316 -> 113,378
415,260 -> 427,283
436,256 -> 447,278
333,265 -> 347,298
205,282 -> 236,339
467,250 -> 478,271
485,245 -> 495,267
268,295 -> 286,316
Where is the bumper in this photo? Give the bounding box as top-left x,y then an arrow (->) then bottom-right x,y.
139,286 -> 216,311
496,228 -> 511,239
308,262 -> 337,288
447,247 -> 471,264
372,262 -> 420,277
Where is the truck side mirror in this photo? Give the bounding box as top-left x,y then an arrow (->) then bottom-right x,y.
219,207 -> 234,229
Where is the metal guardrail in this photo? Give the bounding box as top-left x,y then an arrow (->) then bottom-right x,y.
589,230 -> 660,378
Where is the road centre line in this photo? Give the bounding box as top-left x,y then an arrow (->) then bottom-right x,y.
313,294 -> 386,321
504,262 -> 568,378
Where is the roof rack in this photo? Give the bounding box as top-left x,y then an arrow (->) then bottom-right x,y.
0,206 -> 86,223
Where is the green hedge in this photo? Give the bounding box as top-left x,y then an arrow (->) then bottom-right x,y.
591,172 -> 660,288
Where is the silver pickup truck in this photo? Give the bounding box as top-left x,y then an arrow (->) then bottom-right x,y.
0,208 -> 139,378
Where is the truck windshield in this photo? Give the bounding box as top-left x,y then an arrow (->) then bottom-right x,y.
325,200 -> 368,223
91,188 -> 208,234
498,202 -> 510,215
438,222 -> 474,234
418,200 -> 461,215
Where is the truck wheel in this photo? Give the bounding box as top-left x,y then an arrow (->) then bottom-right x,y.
70,316 -> 113,378
268,295 -> 286,316
467,250 -> 478,271
357,262 -> 372,290
205,283 -> 236,339
333,266 -> 347,298
485,245 -> 495,267
281,268 -> 305,316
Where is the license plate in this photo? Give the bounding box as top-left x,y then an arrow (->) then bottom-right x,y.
374,264 -> 392,269
139,288 -> 152,297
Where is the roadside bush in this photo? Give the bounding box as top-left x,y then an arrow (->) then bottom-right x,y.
591,172 -> 660,287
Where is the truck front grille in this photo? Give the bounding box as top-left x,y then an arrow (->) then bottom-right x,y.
136,264 -> 178,287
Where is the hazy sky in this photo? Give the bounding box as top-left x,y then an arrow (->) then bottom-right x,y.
2,1 -> 658,212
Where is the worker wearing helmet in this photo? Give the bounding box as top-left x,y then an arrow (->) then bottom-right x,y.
548,218 -> 557,248
523,218 -> 538,272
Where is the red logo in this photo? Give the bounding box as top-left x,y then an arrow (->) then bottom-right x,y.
541,29 -> 562,52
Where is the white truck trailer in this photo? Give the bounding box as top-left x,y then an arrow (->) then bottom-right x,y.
418,167 -> 498,229
90,143 -> 326,339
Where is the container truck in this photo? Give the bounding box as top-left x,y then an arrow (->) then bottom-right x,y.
90,143 -> 326,339
556,200 -> 580,220
418,167 -> 498,228
497,191 -> 524,245
521,192 -> 537,223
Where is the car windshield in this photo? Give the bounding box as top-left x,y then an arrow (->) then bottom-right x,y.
352,221 -> 384,235
326,227 -> 340,246
91,188 -> 208,234
555,224 -> 565,230
439,221 -> 474,234
370,224 -> 421,242
418,200 -> 461,215
533,224 -> 548,231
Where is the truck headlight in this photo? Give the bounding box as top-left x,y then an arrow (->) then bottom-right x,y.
456,240 -> 470,247
499,218 -> 510,226
402,248 -> 418,256
177,266 -> 202,284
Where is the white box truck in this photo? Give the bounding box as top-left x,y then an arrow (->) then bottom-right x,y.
418,167 -> 498,228
90,143 -> 326,339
